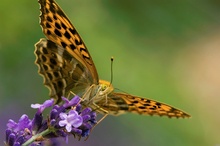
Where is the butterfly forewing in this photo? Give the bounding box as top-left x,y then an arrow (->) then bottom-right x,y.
38,0 -> 98,84
97,93 -> 190,118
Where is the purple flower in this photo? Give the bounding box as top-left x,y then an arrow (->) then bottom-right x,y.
59,110 -> 83,132
7,114 -> 31,132
31,99 -> 54,113
5,115 -> 32,146
5,96 -> 97,146
62,96 -> 80,108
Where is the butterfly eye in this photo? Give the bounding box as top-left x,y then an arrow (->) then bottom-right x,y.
101,84 -> 108,91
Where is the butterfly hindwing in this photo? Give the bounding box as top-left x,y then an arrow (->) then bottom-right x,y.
35,38 -> 93,103
96,93 -> 190,118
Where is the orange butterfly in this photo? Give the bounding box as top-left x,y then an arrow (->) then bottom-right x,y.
35,0 -> 190,119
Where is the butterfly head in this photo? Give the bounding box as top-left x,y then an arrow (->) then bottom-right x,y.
98,80 -> 114,96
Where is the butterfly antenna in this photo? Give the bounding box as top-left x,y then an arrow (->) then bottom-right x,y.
110,57 -> 114,85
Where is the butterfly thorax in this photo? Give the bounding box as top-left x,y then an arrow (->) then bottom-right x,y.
79,79 -> 114,114
82,80 -> 113,104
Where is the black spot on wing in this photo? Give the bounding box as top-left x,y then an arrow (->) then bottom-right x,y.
75,38 -> 82,45
61,22 -> 67,29
46,16 -> 53,22
54,29 -> 62,37
53,71 -> 59,77
64,31 -> 71,39
41,55 -> 47,62
138,106 -> 146,109
46,30 -> 51,35
43,64 -> 48,71
69,28 -> 77,35
53,14 -> 57,20
61,42 -> 67,48
156,103 -> 161,106
46,22 -> 51,28
149,106 -> 157,110
70,44 -> 76,50
55,22 -> 61,29
49,64 -> 54,69
50,58 -> 57,65
42,47 -> 48,54
47,72 -> 53,80
57,80 -> 64,88
143,103 -> 151,106
132,100 -> 139,104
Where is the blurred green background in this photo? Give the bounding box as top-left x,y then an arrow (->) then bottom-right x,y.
1,0 -> 220,145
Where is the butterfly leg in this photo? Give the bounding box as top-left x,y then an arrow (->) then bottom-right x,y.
80,84 -> 97,102
96,113 -> 108,125
68,84 -> 96,103
68,91 -> 76,98
90,111 -> 109,132
90,108 -> 108,131
83,113 -> 108,141
83,114 -> 108,141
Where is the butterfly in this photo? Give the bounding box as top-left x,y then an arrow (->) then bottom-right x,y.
35,0 -> 190,118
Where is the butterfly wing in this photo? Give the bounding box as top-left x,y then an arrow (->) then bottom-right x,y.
96,92 -> 190,118
35,38 -> 94,103
38,0 -> 98,84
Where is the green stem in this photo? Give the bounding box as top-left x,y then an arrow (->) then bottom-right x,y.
22,128 -> 53,146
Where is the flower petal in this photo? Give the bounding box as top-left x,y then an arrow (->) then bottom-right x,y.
59,120 -> 67,127
65,123 -> 72,132
59,113 -> 67,120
